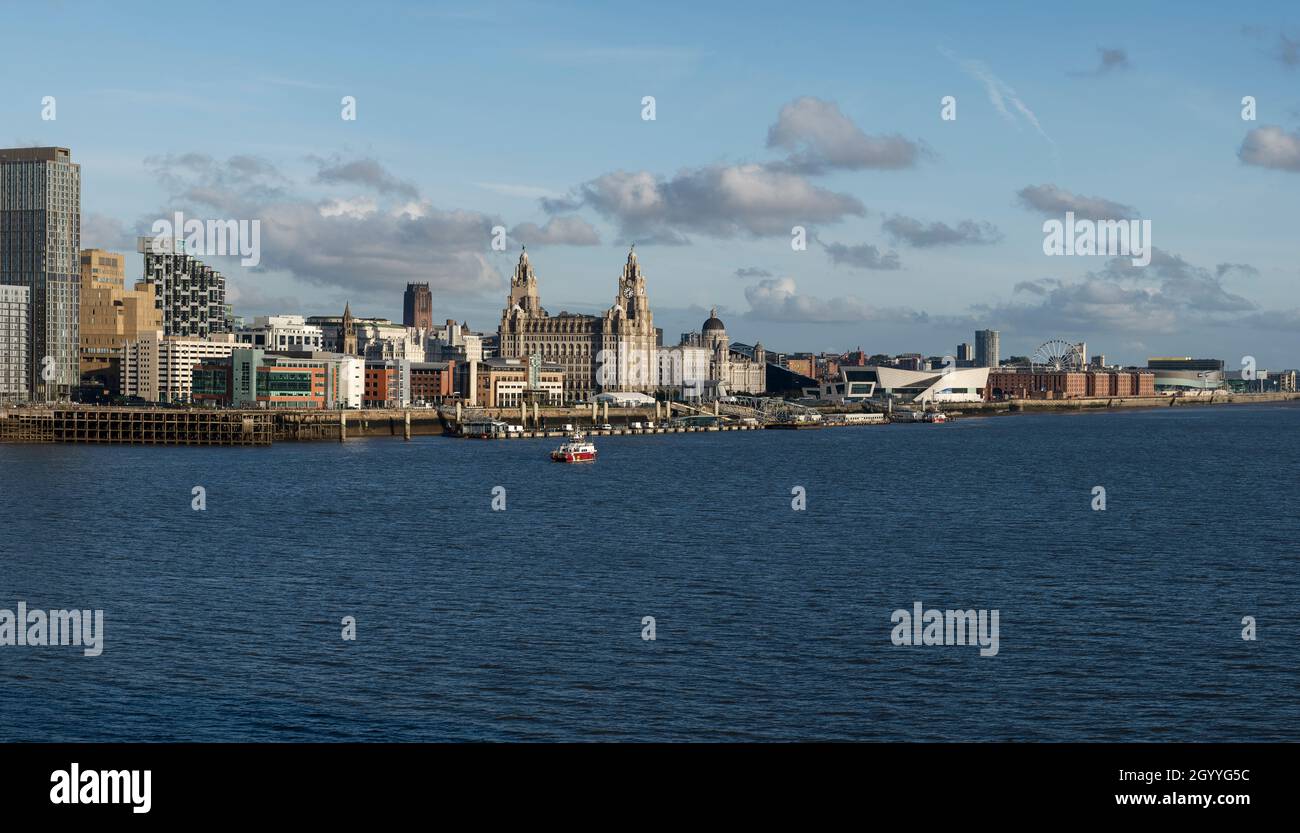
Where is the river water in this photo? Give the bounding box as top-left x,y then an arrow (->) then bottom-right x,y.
1,404 -> 1296,740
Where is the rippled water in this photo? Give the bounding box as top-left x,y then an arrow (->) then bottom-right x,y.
2,403 -> 1297,741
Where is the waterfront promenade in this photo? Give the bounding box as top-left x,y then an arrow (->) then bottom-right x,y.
2,392 -> 1297,445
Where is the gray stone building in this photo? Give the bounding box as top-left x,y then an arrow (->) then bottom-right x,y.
0,147 -> 81,399
498,246 -> 658,402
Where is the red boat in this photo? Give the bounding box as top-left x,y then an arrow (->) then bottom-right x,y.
551,432 -> 597,463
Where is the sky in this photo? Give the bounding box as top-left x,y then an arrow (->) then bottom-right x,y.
3,0 -> 1299,367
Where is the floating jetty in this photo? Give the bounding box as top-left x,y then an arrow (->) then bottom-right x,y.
458,421 -> 765,439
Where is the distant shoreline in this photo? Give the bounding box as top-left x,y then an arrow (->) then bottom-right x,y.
928,390 -> 1300,417
2,392 -> 1297,446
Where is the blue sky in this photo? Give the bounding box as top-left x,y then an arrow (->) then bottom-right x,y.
4,0 -> 1299,366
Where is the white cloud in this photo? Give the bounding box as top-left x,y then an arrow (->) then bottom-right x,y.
1238,126 -> 1300,171
766,96 -> 926,173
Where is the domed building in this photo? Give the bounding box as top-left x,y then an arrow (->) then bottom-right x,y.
681,307 -> 766,395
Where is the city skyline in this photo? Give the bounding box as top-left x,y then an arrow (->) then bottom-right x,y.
3,1 -> 1299,367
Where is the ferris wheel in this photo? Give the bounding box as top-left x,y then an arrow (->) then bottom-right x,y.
1033,339 -> 1084,371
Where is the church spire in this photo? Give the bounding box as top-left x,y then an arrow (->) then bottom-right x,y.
341,301 -> 358,355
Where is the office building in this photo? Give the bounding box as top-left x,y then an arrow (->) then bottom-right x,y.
657,344 -> 711,399
79,249 -> 162,394
498,247 -> 657,401
0,147 -> 81,399
975,329 -> 1000,368
426,319 -> 484,403
409,361 -> 457,404
476,356 -> 564,408
785,355 -> 816,380
235,315 -> 324,352
121,331 -> 239,403
0,284 -> 30,403
254,349 -> 366,409
192,348 -> 327,409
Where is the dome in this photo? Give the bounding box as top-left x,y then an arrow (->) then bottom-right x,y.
702,306 -> 726,332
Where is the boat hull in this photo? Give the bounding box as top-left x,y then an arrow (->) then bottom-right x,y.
551,451 -> 597,463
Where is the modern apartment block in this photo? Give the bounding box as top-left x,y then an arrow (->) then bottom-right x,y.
0,147 -> 81,399
121,330 -> 239,403
975,329 -> 1000,368
79,249 -> 162,393
136,237 -> 230,338
403,282 -> 433,330
0,284 -> 30,403
363,359 -> 412,408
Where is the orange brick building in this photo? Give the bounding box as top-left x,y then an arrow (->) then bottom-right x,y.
987,369 -> 1155,400
364,364 -> 400,407
410,361 -> 456,404
785,356 -> 816,379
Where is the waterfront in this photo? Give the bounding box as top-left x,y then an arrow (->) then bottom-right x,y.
1,403 -> 1297,741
